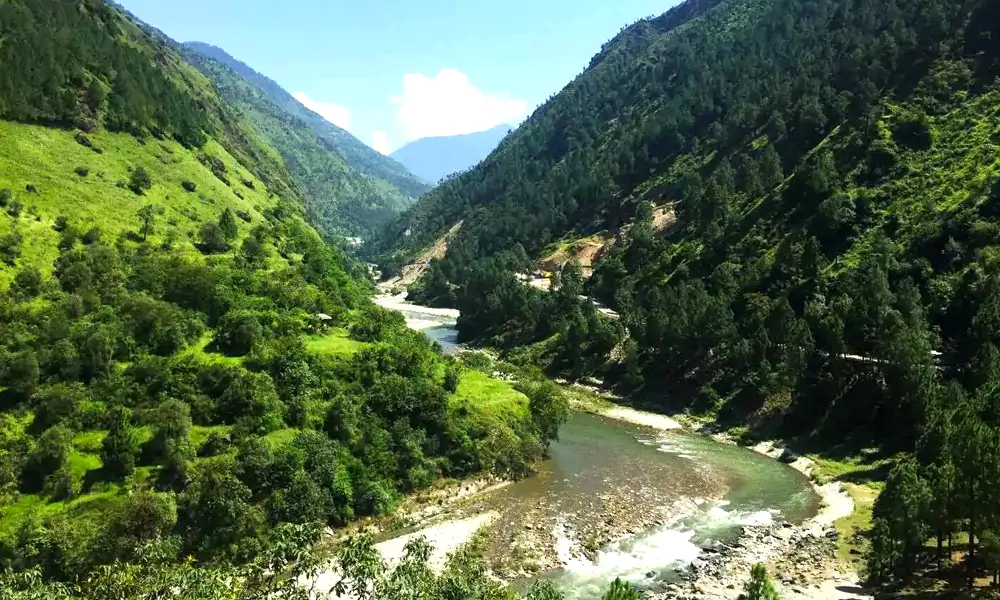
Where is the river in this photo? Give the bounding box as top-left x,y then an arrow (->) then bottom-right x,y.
373,294 -> 820,599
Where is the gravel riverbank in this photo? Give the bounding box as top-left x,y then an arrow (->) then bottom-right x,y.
590,403 -> 872,600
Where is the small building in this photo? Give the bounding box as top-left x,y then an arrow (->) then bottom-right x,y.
311,313 -> 334,333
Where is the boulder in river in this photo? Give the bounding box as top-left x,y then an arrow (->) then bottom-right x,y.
777,448 -> 800,463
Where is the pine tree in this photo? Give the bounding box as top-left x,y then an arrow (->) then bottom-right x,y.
101,406 -> 139,480
739,564 -> 781,600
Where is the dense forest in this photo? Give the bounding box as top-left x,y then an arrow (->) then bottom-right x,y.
0,207 -> 556,583
0,1 -> 563,597
0,0 -> 205,145
377,0 -> 1000,592
181,43 -> 429,239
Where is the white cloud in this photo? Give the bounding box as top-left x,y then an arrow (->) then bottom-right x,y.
393,69 -> 527,141
372,131 -> 392,155
292,91 -> 351,131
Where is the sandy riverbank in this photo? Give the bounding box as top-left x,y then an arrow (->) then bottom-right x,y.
597,405 -> 684,431
373,293 -> 460,319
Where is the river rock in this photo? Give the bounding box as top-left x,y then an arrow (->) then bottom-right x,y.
778,449 -> 799,463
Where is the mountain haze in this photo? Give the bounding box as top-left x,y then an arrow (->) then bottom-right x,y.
182,42 -> 428,238
390,125 -> 513,184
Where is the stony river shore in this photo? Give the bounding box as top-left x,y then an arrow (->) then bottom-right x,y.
647,519 -> 861,600
580,399 -> 869,600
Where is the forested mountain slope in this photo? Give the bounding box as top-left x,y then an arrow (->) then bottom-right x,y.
183,42 -> 429,238
378,0 -> 1000,590
0,1 -> 559,595
390,124 -> 513,184
378,0 -> 998,429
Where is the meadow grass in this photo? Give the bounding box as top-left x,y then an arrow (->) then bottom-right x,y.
451,370 -> 529,420
305,329 -> 366,356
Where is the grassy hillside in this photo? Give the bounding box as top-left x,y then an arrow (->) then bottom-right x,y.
182,42 -> 428,239
0,121 -> 275,284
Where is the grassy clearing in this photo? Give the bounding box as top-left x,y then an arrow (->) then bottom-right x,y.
305,329 -> 366,356
182,332 -> 243,366
190,425 -> 231,448
0,486 -> 123,543
451,370 -> 529,419
809,453 -> 892,568
264,428 -> 301,449
73,430 -> 106,453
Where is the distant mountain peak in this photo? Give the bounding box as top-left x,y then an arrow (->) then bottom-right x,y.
390,125 -> 514,184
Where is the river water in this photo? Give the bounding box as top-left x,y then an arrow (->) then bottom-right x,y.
373,294 -> 819,598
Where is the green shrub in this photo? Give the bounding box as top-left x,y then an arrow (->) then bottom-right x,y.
893,112 -> 933,150
199,222 -> 228,253
11,266 -> 42,298
74,166 -> 89,177
215,312 -> 265,356
74,132 -> 93,148
181,180 -> 197,193
129,167 -> 153,195
81,226 -> 102,245
0,230 -> 23,264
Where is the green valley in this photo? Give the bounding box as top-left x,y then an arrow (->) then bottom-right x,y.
8,0 -> 1000,597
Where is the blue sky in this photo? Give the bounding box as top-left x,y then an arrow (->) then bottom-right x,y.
119,0 -> 676,154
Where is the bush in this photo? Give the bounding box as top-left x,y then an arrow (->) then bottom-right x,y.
31,384 -> 87,431
11,266 -> 42,298
101,406 -> 140,480
74,166 -> 89,178
236,209 -> 252,223
210,157 -> 229,186
199,222 -> 228,254
129,167 -> 153,195
53,216 -> 69,232
215,312 -> 265,356
24,184 -> 38,194
219,208 -> 238,240
444,364 -> 462,393
0,230 -> 22,265
198,431 -> 231,457
21,425 -> 73,493
0,188 -> 11,207
893,112 -> 933,150
181,180 -> 197,193
74,132 -> 93,148
81,226 -> 102,245
58,226 -> 78,251
8,200 -> 23,218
